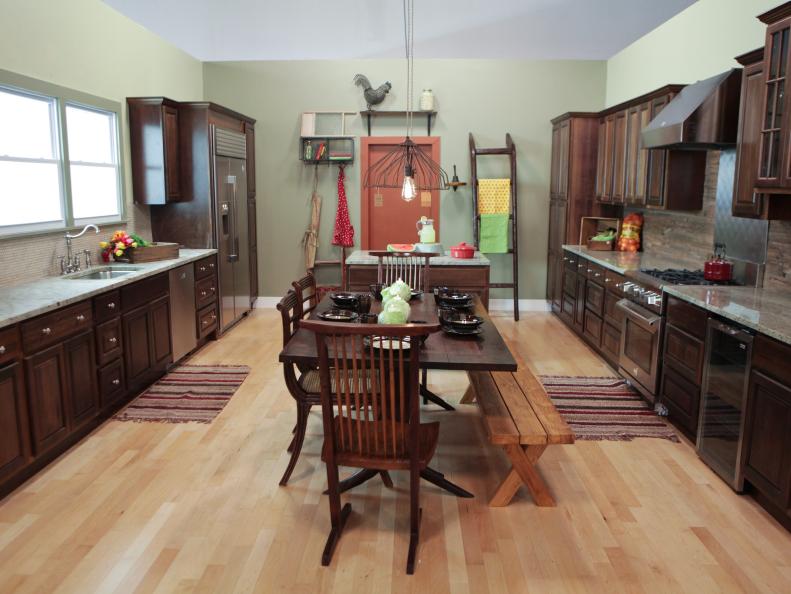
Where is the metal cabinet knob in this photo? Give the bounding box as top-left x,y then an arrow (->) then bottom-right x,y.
210,287 -> 215,292
199,266 -> 206,272
594,272 -> 602,278
604,278 -> 611,283
587,268 -> 593,274
76,314 -> 86,322
109,337 -> 117,344
201,291 -> 207,297
0,345 -> 5,355
107,302 -> 116,309
42,327 -> 52,335
209,263 -> 215,269
112,379 -> 120,386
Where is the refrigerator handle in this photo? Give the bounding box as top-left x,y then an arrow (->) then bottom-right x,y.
227,175 -> 239,262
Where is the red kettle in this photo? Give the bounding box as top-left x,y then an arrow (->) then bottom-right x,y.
704,243 -> 733,282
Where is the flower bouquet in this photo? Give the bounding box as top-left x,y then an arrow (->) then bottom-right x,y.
100,231 -> 148,262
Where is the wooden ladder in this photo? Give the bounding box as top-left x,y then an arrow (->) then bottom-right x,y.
469,133 -> 520,320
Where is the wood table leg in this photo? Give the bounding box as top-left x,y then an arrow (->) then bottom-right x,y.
490,445 -> 554,507
460,379 -> 477,404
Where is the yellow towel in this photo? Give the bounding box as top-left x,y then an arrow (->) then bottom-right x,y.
477,178 -> 511,214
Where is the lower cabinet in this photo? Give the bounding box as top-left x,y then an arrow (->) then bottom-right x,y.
659,361 -> 700,437
123,295 -> 172,391
64,330 -> 98,428
25,343 -> 70,455
0,362 -> 30,483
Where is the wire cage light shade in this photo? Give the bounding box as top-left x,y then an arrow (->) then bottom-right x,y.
363,138 -> 449,191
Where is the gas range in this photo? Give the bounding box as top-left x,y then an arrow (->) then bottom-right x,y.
640,268 -> 742,286
621,268 -> 742,314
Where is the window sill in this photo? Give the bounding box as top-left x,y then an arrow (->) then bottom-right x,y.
0,220 -> 129,242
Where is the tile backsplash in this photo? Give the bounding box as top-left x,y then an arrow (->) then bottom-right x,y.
0,204 -> 150,287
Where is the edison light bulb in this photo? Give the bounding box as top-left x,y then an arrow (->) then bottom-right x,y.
401,165 -> 417,202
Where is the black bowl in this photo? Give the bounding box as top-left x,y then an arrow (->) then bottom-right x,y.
437,292 -> 474,309
330,292 -> 359,309
440,311 -> 483,333
318,309 -> 358,322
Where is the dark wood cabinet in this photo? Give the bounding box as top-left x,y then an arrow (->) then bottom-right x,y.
245,121 -> 256,196
611,110 -> 628,203
646,94 -> 672,208
150,296 -> 172,368
624,102 -> 651,205
595,115 -> 614,201
127,97 -> 183,205
25,343 -> 69,455
95,318 -> 122,367
660,362 -> 701,437
0,362 -> 30,484
98,359 -> 125,409
64,330 -> 98,428
123,305 -> 153,387
573,275 -> 586,334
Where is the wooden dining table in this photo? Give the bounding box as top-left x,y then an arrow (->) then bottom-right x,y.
278,292 -> 518,497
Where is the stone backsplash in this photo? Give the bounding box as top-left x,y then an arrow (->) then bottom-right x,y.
0,203 -> 151,288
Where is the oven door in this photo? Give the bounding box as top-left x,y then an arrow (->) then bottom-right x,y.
617,299 -> 664,401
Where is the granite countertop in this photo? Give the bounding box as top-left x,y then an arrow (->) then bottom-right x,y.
0,249 -> 216,329
346,250 -> 490,266
561,245 -> 696,276
663,285 -> 791,346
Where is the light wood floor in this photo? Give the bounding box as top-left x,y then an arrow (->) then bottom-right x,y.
1,310 -> 790,593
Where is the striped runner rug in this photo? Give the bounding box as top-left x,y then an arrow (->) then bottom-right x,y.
539,376 -> 679,442
114,365 -> 250,423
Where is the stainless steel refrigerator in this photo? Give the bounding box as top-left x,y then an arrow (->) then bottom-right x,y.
213,128 -> 251,333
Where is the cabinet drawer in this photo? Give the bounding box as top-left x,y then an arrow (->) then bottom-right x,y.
583,309 -> 603,346
604,270 -> 626,295
98,359 -> 125,409
585,281 -> 605,316
560,294 -> 575,325
666,296 -> 707,340
585,262 -> 606,284
195,256 -> 217,280
752,334 -> 791,387
601,321 -> 621,362
94,290 -> 121,324
660,361 -> 701,436
563,268 -> 577,298
195,275 -> 218,309
0,325 -> 21,366
21,301 -> 92,354
197,304 -> 218,338
664,323 -> 705,385
95,318 -> 123,367
603,291 -> 625,327
575,257 -> 588,276
563,252 -> 578,270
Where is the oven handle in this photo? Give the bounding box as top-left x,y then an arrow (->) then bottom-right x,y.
616,299 -> 662,330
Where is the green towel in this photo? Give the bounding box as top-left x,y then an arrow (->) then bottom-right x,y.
479,213 -> 509,253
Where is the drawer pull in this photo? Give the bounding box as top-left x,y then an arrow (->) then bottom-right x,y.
210,287 -> 215,292
201,291 -> 207,297
107,302 -> 116,309
199,266 -> 206,272
109,337 -> 117,344
604,278 -> 611,283
112,379 -> 120,386
587,268 -> 593,274
76,314 -> 86,322
594,272 -> 602,278
209,263 -> 215,269
0,345 -> 5,355
42,327 -> 52,335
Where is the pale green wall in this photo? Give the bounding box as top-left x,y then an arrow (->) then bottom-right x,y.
606,0 -> 778,106
203,59 -> 606,299
0,0 -> 204,283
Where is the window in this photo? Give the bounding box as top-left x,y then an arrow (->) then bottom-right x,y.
0,72 -> 124,237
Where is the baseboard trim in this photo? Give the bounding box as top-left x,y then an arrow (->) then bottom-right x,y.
255,297 -> 552,313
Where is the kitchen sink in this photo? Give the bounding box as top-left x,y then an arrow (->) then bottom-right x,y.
64,265 -> 143,280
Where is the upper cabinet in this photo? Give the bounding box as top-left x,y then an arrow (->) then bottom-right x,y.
127,98 -> 183,205
593,86 -> 705,212
734,49 -> 768,218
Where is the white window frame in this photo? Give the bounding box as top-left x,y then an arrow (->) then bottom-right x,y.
0,69 -> 126,238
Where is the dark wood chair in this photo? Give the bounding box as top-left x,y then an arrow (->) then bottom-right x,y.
292,272 -> 318,320
301,319 -> 442,574
369,251 -> 453,411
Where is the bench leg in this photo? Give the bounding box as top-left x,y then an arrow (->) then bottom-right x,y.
490,445 -> 554,507
460,373 -> 477,404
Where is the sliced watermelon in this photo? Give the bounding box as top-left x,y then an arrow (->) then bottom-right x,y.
387,243 -> 416,252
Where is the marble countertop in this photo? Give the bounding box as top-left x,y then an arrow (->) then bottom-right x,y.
663,285 -> 791,346
561,245 -> 695,276
0,249 -> 216,329
346,250 -> 490,266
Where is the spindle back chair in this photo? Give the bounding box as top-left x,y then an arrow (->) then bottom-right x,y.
368,251 -> 438,291
292,273 -> 318,319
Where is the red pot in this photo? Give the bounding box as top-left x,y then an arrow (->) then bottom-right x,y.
704,257 -> 733,282
450,242 -> 475,259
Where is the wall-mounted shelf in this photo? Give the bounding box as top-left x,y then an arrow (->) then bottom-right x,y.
360,110 -> 437,136
300,136 -> 354,165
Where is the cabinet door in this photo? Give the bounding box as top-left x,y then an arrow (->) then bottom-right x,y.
245,122 -> 256,196
583,309 -> 603,347
123,305 -> 153,386
646,95 -> 672,208
743,370 -> 791,510
573,276 -> 586,333
550,123 -> 561,197
660,362 -> 701,436
557,120 -> 570,198
597,116 -> 615,202
625,103 -> 651,206
757,20 -> 791,189
0,362 -> 30,483
149,296 -> 172,368
162,105 -> 181,201
64,330 -> 98,427
611,110 -> 628,203
734,59 -> 765,217
601,321 -> 621,364
25,343 -> 69,455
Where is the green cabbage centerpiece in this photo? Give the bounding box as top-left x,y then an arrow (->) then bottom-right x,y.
389,278 -> 411,301
377,295 -> 410,324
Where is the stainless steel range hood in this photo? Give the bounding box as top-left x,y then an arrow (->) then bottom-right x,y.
642,69 -> 742,149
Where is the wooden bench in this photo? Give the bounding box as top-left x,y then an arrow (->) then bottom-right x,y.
464,367 -> 574,507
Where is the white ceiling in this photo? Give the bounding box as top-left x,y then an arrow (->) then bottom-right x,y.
104,0 -> 696,62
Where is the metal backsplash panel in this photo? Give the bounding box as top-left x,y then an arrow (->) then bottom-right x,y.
714,149 -> 768,265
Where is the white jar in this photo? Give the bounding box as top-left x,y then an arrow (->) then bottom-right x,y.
420,89 -> 434,111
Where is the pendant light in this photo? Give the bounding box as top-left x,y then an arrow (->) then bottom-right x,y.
363,0 -> 449,200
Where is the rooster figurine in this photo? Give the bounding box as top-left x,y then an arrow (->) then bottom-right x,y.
353,74 -> 392,110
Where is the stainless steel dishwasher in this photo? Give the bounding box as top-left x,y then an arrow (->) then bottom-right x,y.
169,264 -> 197,363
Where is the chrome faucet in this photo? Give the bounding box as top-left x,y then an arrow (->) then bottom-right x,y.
61,224 -> 100,274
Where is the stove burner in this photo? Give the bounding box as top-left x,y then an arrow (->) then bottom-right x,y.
640,268 -> 741,286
